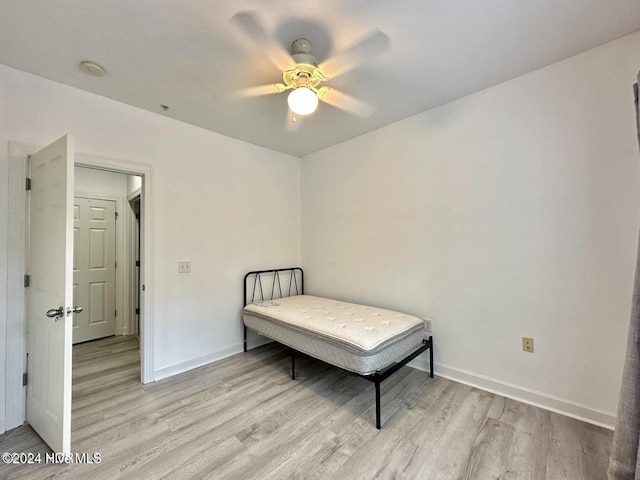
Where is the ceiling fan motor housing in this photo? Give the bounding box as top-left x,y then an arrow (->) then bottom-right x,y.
290,38 -> 318,66
283,38 -> 327,91
291,52 -> 317,66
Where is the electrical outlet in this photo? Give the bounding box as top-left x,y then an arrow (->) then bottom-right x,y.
423,318 -> 433,332
522,337 -> 534,353
178,261 -> 191,273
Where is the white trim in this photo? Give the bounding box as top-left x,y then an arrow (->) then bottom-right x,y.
126,196 -> 140,336
154,343 -> 243,381
409,357 -> 616,430
5,142 -> 29,431
127,187 -> 141,202
124,184 -> 142,335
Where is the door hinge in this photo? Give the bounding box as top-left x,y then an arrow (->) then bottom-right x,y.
135,260 -> 140,267
24,274 -> 30,287
25,177 -> 31,191
115,310 -> 117,317
115,261 -> 117,269
115,211 -> 118,219
23,372 -> 28,386
135,308 -> 140,315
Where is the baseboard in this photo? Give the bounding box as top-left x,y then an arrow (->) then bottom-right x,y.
154,342 -> 244,381
0,417 -> 6,435
152,333 -> 276,382
152,341 -> 616,430
409,357 -> 616,430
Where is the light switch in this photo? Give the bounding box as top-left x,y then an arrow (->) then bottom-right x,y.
178,261 -> 191,273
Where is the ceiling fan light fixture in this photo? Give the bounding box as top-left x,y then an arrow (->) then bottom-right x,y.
287,87 -> 318,116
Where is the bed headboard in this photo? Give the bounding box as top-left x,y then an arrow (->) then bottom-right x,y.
243,267 -> 304,306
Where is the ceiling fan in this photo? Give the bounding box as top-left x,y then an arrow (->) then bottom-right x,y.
231,12 -> 389,123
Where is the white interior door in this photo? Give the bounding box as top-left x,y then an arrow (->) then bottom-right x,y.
73,197 -> 116,344
26,135 -> 75,454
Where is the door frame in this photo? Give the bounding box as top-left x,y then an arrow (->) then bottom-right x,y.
5,141 -> 155,431
127,192 -> 141,336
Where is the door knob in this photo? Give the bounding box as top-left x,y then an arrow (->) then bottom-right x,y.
66,306 -> 83,316
46,307 -> 64,320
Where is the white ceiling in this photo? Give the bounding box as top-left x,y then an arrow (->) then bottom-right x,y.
1,1 -> 639,157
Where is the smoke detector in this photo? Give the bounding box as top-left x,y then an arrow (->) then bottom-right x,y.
79,61 -> 106,77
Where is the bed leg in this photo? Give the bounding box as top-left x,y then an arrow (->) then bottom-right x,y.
243,326 -> 247,352
428,336 -> 434,378
291,349 -> 296,380
374,371 -> 381,429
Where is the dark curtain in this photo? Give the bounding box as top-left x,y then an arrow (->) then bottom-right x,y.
608,77 -> 640,480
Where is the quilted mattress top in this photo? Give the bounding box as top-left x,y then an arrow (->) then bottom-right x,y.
243,295 -> 424,354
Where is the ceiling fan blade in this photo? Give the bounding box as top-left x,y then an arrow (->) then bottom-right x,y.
285,108 -> 302,132
235,83 -> 287,98
231,11 -> 295,72
318,88 -> 374,117
318,29 -> 390,79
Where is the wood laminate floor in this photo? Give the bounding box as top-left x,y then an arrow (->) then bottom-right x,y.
0,336 -> 612,479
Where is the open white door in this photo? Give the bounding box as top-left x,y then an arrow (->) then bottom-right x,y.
26,135 -> 76,454
73,197 -> 116,344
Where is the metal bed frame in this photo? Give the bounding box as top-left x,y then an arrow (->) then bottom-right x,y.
243,267 -> 434,429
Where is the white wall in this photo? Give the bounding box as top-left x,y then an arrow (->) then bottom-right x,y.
301,32 -> 640,427
0,63 -> 300,430
75,166 -> 128,197
127,174 -> 142,197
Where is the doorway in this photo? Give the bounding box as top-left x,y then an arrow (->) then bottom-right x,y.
4,141 -> 155,439
73,153 -> 154,385
73,166 -> 142,344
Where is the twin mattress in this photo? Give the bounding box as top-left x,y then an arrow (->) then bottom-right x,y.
242,295 -> 424,375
